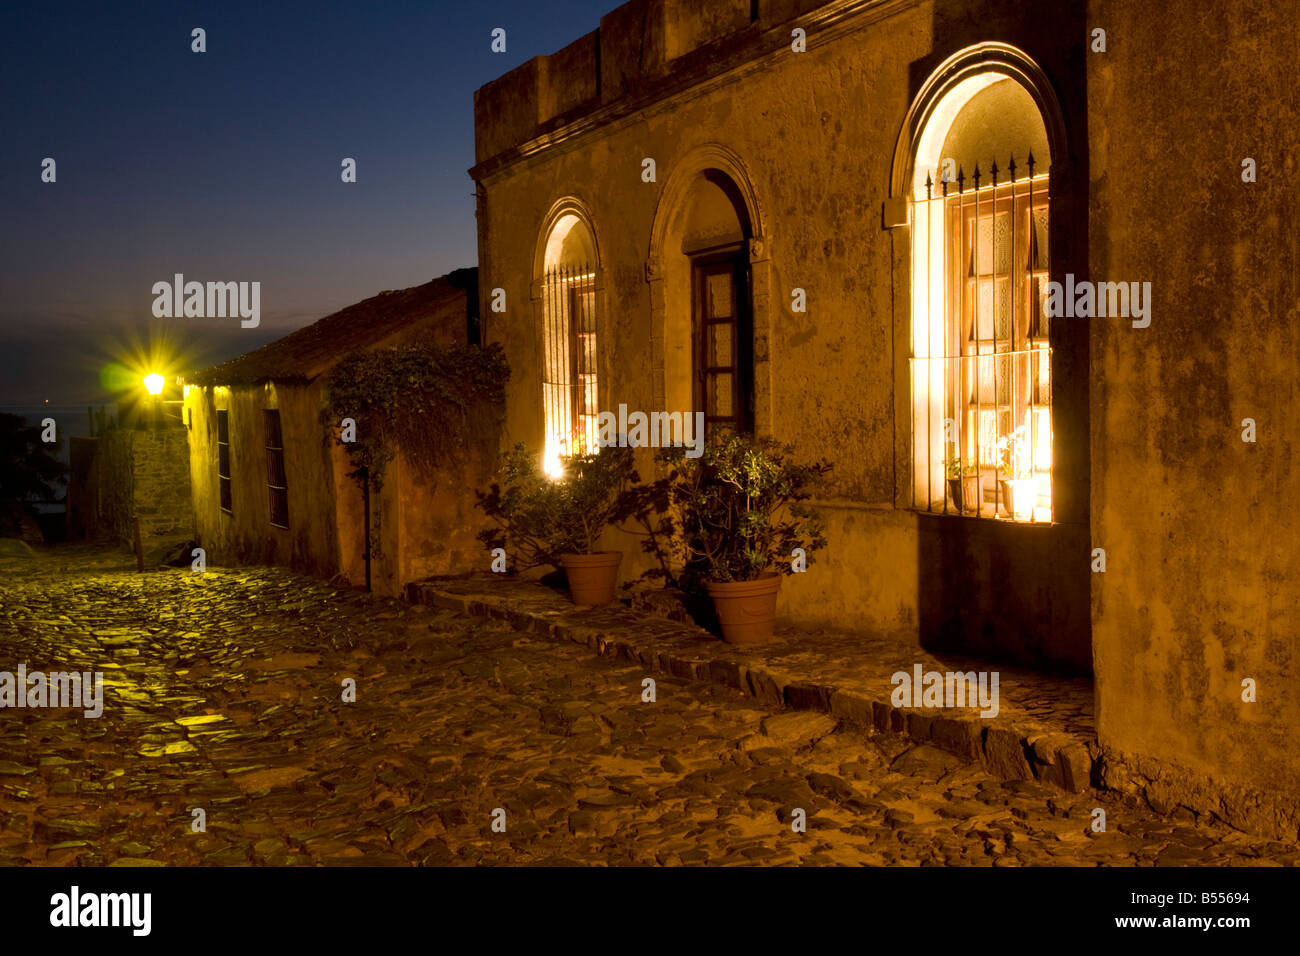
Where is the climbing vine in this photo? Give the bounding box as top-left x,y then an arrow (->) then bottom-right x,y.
322,342 -> 509,491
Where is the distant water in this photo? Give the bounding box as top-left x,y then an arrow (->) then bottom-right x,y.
0,404 -> 111,514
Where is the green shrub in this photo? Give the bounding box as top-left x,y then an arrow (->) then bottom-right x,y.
476,443 -> 639,570
658,433 -> 831,585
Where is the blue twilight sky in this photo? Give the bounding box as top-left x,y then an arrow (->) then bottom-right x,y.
0,0 -> 614,405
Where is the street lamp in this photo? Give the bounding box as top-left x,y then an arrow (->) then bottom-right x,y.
143,373 -> 164,427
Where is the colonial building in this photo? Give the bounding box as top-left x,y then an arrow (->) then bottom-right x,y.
182,271 -> 495,596
472,1 -> 1299,836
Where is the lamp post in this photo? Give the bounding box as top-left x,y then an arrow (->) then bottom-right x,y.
143,373 -> 164,428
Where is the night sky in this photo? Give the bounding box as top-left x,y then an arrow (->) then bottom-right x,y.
0,0 -> 613,406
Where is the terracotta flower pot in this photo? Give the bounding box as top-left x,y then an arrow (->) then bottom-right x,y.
947,475 -> 981,514
559,550 -> 623,605
704,573 -> 782,644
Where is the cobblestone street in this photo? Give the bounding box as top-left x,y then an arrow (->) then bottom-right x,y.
0,543 -> 1295,867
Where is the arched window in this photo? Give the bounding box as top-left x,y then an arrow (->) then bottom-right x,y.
647,145 -> 769,438
539,211 -> 598,475
908,64 -> 1055,522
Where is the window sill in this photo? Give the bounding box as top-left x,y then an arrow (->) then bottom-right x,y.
913,508 -> 1057,528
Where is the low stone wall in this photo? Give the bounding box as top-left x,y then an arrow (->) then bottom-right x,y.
128,428 -> 195,539
88,427 -> 194,545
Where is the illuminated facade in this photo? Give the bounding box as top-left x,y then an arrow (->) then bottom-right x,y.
472,2 -> 1089,674
473,0 -> 1300,838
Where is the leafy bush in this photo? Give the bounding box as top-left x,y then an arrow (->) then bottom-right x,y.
476,443 -> 639,570
657,433 -> 831,585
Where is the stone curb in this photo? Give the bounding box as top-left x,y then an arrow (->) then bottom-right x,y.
407,581 -> 1099,794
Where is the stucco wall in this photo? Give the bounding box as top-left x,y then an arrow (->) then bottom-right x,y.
475,0 -> 1091,672
186,381 -> 339,579
1088,0 -> 1300,833
358,437 -> 502,598
328,303 -> 500,595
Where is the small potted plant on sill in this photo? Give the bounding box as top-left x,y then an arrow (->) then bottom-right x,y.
943,456 -> 982,514
996,425 -> 1036,521
476,442 -> 638,605
661,433 -> 831,644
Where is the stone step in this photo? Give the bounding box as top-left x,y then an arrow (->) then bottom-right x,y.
406,576 -> 1099,793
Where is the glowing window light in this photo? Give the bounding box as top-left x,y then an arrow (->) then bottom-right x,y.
543,445 -> 565,479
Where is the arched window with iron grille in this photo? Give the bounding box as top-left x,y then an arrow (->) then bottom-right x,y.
539,210 -> 599,475
908,74 -> 1054,522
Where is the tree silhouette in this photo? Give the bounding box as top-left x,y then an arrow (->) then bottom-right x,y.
0,413 -> 66,534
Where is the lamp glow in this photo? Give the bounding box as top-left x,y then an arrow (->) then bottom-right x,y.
543,449 -> 564,480
143,373 -> 165,395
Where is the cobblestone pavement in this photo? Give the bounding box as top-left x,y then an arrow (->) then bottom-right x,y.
0,544 -> 1296,867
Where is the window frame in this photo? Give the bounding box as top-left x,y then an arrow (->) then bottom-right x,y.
566,275 -> 598,450
541,262 -> 599,462
263,409 -> 289,530
690,246 -> 754,436
216,409 -> 233,515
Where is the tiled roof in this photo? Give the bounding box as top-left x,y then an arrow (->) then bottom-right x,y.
186,269 -> 475,387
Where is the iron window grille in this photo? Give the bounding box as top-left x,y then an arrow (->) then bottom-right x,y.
542,263 -> 598,464
910,153 -> 1052,522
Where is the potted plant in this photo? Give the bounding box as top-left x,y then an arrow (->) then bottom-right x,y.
476,442 -> 637,605
995,425 -> 1036,521
661,433 -> 831,644
943,456 -> 982,514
